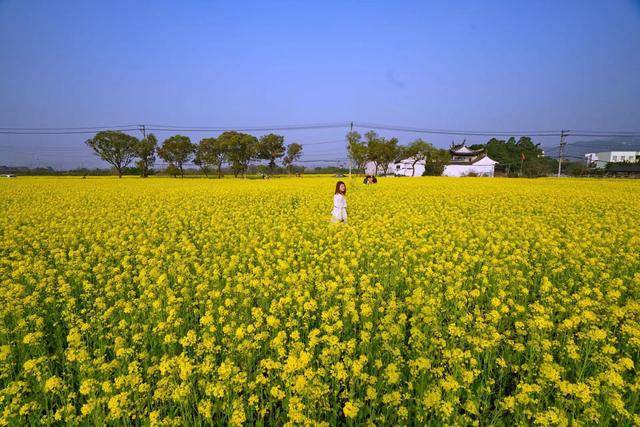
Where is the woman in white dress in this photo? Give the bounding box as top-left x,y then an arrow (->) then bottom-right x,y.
331,181 -> 347,223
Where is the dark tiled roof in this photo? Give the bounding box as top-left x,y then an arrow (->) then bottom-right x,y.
607,163 -> 640,173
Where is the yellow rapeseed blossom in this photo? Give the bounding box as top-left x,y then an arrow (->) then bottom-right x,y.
0,176 -> 638,425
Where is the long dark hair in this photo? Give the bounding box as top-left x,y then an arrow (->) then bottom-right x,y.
335,181 -> 346,195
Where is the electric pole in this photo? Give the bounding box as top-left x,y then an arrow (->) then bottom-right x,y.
348,121 -> 353,178
557,130 -> 568,177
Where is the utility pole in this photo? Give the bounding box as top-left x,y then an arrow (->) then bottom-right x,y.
348,121 -> 353,178
557,130 -> 568,177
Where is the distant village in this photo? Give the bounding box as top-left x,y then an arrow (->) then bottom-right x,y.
367,142 -> 498,177
3,131 -> 640,178
365,142 -> 640,178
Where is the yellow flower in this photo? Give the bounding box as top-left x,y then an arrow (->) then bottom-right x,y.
343,401 -> 360,418
1,176 -> 639,425
385,363 -> 400,385
44,376 -> 63,393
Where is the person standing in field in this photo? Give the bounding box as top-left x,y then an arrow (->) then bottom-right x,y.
332,181 -> 347,223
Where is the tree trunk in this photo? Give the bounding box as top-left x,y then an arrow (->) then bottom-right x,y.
411,160 -> 419,177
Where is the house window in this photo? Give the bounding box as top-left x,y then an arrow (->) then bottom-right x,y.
612,156 -> 618,161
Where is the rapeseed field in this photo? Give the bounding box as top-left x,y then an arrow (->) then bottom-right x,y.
0,177 -> 638,425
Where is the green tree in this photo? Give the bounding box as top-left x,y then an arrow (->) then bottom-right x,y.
486,136 -> 550,177
364,131 -> 383,174
193,144 -> 211,177
257,134 -> 286,175
377,137 -> 400,176
422,148 -> 451,176
282,143 -> 303,174
85,130 -> 138,178
165,164 -> 180,177
218,131 -> 259,177
134,133 -> 157,178
403,138 -> 434,176
158,135 -> 194,178
347,131 -> 367,175
364,131 -> 399,175
194,137 -> 227,178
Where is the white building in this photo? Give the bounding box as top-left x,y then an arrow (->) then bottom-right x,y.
442,154 -> 498,177
392,157 -> 425,176
585,151 -> 640,168
365,159 -> 425,176
440,143 -> 498,177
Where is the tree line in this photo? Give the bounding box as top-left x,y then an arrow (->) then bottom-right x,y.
348,132 -> 568,177
85,129 -> 568,178
85,131 -> 303,178
347,130 -> 452,176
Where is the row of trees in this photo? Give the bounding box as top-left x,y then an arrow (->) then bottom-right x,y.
85,129 -> 565,178
85,131 -> 303,178
347,131 -> 451,176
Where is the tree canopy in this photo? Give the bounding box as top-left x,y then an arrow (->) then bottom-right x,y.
134,134 -> 157,178
158,135 -> 194,178
402,139 -> 435,176
363,131 -> 400,175
283,143 -> 303,174
194,137 -> 227,178
218,131 -> 259,177
257,134 -> 286,174
347,131 -> 368,175
486,136 -> 547,177
85,131 -> 139,178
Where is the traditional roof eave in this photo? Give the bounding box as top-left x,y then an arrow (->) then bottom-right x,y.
471,155 -> 498,165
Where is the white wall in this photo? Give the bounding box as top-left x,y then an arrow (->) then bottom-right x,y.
442,164 -> 495,177
367,159 -> 496,177
592,151 -> 640,168
393,161 -> 425,177
364,162 -> 396,176
610,151 -> 640,162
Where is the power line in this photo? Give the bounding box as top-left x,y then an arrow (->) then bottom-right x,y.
0,123 -> 348,135
353,122 -> 564,137
565,133 -> 640,138
566,129 -> 640,135
2,121 -> 640,137
354,122 -> 640,138
299,139 -> 345,146
0,124 -> 138,131
0,129 -> 140,135
145,122 -> 349,132
0,122 -> 640,137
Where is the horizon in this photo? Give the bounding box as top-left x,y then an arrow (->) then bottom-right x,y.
1,0 -> 640,169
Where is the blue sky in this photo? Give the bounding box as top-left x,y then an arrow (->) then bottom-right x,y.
1,0 -> 639,168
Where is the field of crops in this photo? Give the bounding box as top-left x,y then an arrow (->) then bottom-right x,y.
0,176 -> 639,425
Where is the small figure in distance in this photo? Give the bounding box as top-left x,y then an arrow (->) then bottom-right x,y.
363,175 -> 378,184
331,181 -> 347,223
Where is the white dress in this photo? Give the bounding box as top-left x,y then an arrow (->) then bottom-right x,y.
332,194 -> 347,222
